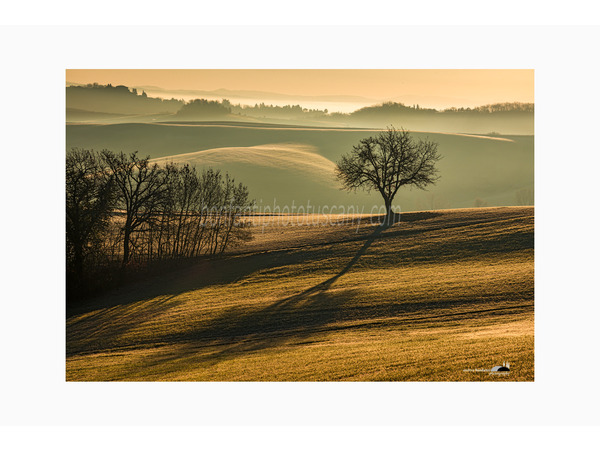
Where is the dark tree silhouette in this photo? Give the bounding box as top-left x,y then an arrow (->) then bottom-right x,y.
66,148 -> 254,301
336,127 -> 441,222
101,151 -> 168,267
66,148 -> 115,283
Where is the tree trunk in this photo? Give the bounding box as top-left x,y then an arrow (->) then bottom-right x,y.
384,197 -> 393,225
73,242 -> 84,282
122,227 -> 131,267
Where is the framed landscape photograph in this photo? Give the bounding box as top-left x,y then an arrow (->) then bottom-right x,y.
65,69 -> 534,381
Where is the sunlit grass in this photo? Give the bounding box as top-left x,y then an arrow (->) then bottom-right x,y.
67,206 -> 534,381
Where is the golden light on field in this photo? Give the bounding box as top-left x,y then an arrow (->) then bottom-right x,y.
65,69 -> 535,382
67,207 -> 534,381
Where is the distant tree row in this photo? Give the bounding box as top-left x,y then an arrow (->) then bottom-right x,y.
174,99 -> 331,120
66,148 -> 253,300
445,102 -> 534,113
67,83 -> 534,123
176,98 -> 232,117
350,102 -> 438,117
352,101 -> 534,117
176,98 -> 534,119
230,103 -> 329,119
66,85 -> 183,115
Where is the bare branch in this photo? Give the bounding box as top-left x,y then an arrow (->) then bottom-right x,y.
335,127 -> 441,219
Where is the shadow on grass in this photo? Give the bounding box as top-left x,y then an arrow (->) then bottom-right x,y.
287,215 -> 397,294
67,207 -> 534,363
149,215 -> 442,365
141,209 -> 534,370
67,210 -> 447,320
146,291 -> 533,373
67,219 -> 393,358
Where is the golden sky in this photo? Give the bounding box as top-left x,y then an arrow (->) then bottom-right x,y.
66,69 -> 533,108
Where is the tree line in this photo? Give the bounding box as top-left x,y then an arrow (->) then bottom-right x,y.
66,84 -> 183,115
67,83 -> 533,122
66,148 -> 253,301
444,102 -> 534,113
350,101 -> 534,117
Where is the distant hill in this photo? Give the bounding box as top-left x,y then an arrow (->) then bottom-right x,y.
66,121 -> 534,212
341,101 -> 534,134
66,83 -> 534,134
66,84 -> 183,115
223,101 -> 534,133
66,108 -> 126,121
66,108 -> 179,124
134,85 -> 376,104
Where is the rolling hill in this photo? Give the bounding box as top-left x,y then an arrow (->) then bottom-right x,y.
66,121 -> 534,212
66,207 -> 534,381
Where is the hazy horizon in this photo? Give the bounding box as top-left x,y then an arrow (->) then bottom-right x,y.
66,69 -> 534,112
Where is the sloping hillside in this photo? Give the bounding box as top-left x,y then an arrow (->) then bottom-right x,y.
66,122 -> 534,211
67,207 -> 534,381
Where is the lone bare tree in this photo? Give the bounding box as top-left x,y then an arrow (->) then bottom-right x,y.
336,127 -> 441,223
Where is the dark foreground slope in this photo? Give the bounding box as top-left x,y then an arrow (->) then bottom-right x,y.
67,207 -> 534,381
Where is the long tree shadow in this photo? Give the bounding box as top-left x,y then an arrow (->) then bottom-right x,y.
68,207 -> 536,374
67,211 -> 445,320
67,216 -> 399,319
146,208 -> 532,370
283,217 -> 394,299
68,214 -> 404,356
67,208 -> 533,361
66,219 -> 388,355
149,216 -> 403,367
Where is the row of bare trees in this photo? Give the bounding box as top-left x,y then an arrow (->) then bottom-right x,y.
66,148 -> 253,300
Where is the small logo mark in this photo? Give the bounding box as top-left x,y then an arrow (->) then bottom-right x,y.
463,361 -> 511,375
490,361 -> 510,372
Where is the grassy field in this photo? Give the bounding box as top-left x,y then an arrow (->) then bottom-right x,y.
66,121 -> 534,211
66,206 -> 534,381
